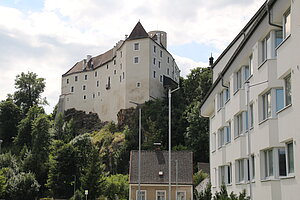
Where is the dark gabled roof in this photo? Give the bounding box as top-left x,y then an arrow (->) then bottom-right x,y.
129,150 -> 193,185
126,21 -> 149,41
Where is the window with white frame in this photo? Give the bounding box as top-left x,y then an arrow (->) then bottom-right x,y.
235,68 -> 242,92
236,159 -> 245,183
136,190 -> 146,200
212,133 -> 216,152
249,54 -> 254,76
224,86 -> 230,103
134,57 -> 139,64
278,148 -> 287,176
287,142 -> 294,174
283,8 -> 291,39
261,33 -> 271,62
225,122 -> 231,143
235,112 -> 245,137
249,104 -> 254,128
219,164 -> 232,185
156,190 -> 166,200
276,88 -> 284,112
244,65 -> 250,81
176,191 -> 186,200
284,74 -> 291,106
247,155 -> 255,180
218,128 -> 225,148
134,43 -> 139,50
263,149 -> 273,178
275,30 -> 283,49
262,91 -> 271,120
218,91 -> 224,110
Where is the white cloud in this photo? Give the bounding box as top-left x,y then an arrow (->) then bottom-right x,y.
0,0 -> 265,113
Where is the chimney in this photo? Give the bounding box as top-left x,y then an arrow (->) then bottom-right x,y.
209,53 -> 214,67
125,34 -> 128,39
82,59 -> 87,70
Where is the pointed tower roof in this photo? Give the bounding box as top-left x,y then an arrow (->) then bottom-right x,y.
127,21 -> 149,40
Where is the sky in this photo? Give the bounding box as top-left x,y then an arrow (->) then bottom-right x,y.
0,0 -> 265,113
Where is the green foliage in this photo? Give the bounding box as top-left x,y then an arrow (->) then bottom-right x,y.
0,99 -> 21,147
193,170 -> 208,187
6,172 -> 40,200
195,183 -> 212,200
102,174 -> 129,200
14,71 -> 47,114
70,190 -> 84,200
0,168 -> 7,197
47,141 -> 77,199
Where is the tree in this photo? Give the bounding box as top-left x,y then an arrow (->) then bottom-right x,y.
14,71 -> 47,114
102,174 -> 129,200
0,99 -> 21,147
47,141 -> 77,199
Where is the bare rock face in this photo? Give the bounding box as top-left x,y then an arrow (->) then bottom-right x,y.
117,108 -> 137,129
64,108 -> 106,134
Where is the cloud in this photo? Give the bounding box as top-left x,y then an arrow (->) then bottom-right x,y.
0,0 -> 265,113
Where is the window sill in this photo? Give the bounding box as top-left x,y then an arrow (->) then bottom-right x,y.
276,104 -> 292,114
276,34 -> 291,51
260,178 -> 280,182
236,182 -> 247,185
258,118 -> 269,125
280,175 -> 295,180
225,99 -> 230,105
233,89 -> 240,96
244,74 -> 253,83
258,59 -> 276,70
211,150 -> 216,153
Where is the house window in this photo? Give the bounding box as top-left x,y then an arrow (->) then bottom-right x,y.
153,71 -> 156,78
84,74 -> 88,80
262,91 -> 271,120
83,85 -> 86,90
156,190 -> 166,200
278,148 -> 287,176
71,86 -> 74,92
283,8 -> 291,39
95,71 -> 97,77
75,76 -> 78,81
212,133 -> 216,152
134,43 -> 139,50
276,88 -> 284,112
275,30 -> 283,49
236,159 -> 245,183
235,112 -> 244,137
250,104 -> 254,128
218,128 -> 225,148
225,122 -> 231,143
264,149 -> 273,178
235,68 -> 242,92
134,57 -> 139,64
158,61 -> 161,68
136,190 -> 146,200
154,45 -> 156,53
220,164 -> 232,185
66,79 -> 69,84
96,81 -> 99,87
176,191 -> 186,200
261,33 -> 272,62
83,95 -> 86,100
153,58 -> 156,65
224,86 -> 230,103
219,165 -> 225,185
287,142 -> 294,174
247,155 -> 255,180
284,74 -> 291,106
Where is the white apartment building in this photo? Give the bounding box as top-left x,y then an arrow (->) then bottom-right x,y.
59,22 -> 180,121
200,0 -> 299,199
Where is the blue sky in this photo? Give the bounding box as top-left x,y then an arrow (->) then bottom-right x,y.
0,0 -> 265,113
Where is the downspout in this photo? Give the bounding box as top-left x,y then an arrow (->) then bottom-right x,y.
266,1 -> 283,29
221,77 -> 229,89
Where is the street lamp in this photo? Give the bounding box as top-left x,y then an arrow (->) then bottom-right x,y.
129,101 -> 142,200
245,80 -> 268,200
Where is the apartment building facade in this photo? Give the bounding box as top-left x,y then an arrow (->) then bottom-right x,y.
200,0 -> 299,199
59,22 -> 180,121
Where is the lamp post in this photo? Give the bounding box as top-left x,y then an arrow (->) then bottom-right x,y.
245,80 -> 268,200
129,101 -> 142,200
168,86 -> 180,200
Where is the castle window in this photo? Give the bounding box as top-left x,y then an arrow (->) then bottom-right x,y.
75,76 -> 78,81
153,71 -> 156,78
167,57 -> 170,63
71,86 -> 74,92
67,79 -> 69,84
114,70 -> 117,75
93,93 -> 95,98
160,50 -> 162,57
167,68 -> 170,75
114,59 -> 116,65
120,76 -> 121,82
98,92 -> 100,96
120,64 -> 122,70
158,61 -> 161,68
96,81 -> 99,87
123,72 -> 125,79
154,45 -> 156,53
120,51 -> 122,57
134,57 -> 139,64
107,64 -> 108,69
84,74 -> 88,80
160,75 -> 163,83
136,82 -> 141,88
95,71 -> 97,77
83,85 -> 86,90
83,95 -> 86,100
153,58 -> 156,65
134,43 -> 139,50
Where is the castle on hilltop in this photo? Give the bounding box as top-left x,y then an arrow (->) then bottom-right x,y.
59,22 -> 180,121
